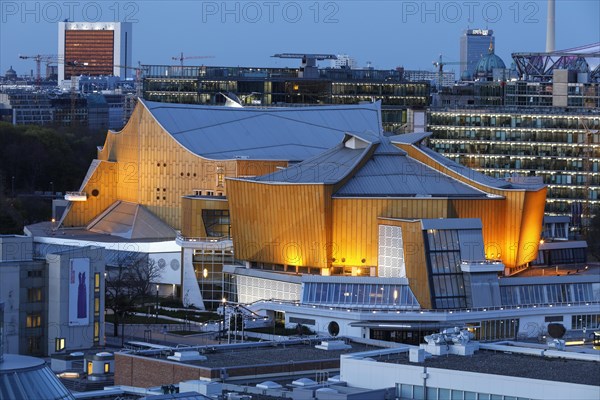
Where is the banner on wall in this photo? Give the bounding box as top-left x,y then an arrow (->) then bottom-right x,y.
69,258 -> 90,326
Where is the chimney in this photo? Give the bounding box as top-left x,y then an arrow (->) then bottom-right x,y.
546,0 -> 555,52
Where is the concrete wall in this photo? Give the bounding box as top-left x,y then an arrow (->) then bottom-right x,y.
0,263 -> 20,354
46,246 -> 105,354
340,354 -> 600,400
0,235 -> 33,261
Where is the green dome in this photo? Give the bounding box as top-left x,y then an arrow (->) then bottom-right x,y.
474,45 -> 506,74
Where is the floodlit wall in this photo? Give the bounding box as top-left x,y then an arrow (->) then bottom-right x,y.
63,102 -> 284,229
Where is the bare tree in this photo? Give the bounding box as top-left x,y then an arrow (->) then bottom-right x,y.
105,256 -> 165,337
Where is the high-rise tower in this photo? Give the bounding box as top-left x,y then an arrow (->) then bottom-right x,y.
460,29 -> 495,80
58,22 -> 132,85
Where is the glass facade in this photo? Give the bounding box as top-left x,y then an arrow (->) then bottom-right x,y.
142,64 -> 429,133
193,249 -> 234,310
571,314 -> 600,330
468,319 -> 519,341
427,110 -> 600,217
201,209 -> 230,237
500,282 -> 600,306
302,282 -> 419,309
397,383 -> 531,400
425,229 -> 467,309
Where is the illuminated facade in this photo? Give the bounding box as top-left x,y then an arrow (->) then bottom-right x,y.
27,98 -> 599,342
427,109 -> 599,219
58,22 -> 132,85
225,130 -> 546,309
142,64 -> 430,133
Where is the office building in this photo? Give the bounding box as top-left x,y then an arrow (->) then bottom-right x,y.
428,71 -> 600,222
58,22 -> 133,85
142,60 -> 430,133
329,54 -> 358,69
0,235 -> 105,357
460,29 -> 495,80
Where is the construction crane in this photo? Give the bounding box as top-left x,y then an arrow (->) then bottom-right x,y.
66,61 -> 88,126
171,53 -> 214,68
18,54 -> 63,88
432,54 -> 465,91
114,62 -> 147,98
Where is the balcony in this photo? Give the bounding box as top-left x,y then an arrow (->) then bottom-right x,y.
176,235 -> 233,250
64,191 -> 87,201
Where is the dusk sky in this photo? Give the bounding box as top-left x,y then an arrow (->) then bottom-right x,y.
1,0 -> 599,77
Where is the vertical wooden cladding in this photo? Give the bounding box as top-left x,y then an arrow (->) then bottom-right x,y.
400,143 -> 547,271
235,159 -> 288,177
378,218 -> 431,309
65,102 -> 286,229
181,197 -> 229,238
516,188 -> 547,267
62,161 -> 119,227
227,180 -> 331,268
331,198 -> 450,268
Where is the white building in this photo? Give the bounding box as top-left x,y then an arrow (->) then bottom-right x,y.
58,22 -> 133,86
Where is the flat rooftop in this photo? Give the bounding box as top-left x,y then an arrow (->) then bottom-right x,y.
375,349 -> 600,386
126,340 -> 376,369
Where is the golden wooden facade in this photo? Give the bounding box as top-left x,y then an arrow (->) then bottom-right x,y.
62,102 -> 285,229
227,141 -> 546,278
181,197 -> 229,238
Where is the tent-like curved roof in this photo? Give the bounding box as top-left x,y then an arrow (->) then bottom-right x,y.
141,99 -> 383,161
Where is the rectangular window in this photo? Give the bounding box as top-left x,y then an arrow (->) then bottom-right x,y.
94,321 -> 100,342
55,338 -> 65,352
27,288 -> 42,302
94,273 -> 100,293
26,314 -> 41,328
94,298 -> 100,316
104,363 -> 110,373
216,166 -> 225,188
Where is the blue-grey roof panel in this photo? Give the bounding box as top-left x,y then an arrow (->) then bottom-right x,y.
335,154 -> 485,197
141,100 -> 383,161
252,143 -> 369,184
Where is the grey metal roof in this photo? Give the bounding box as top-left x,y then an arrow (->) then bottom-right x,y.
418,145 -> 545,190
335,138 -> 487,198
87,201 -> 176,240
0,354 -> 75,400
389,131 -> 432,145
243,134 -> 488,198
141,99 -> 383,161
251,142 -> 371,184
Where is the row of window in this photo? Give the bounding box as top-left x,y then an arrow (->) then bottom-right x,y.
397,383 -> 531,400
500,283 -> 600,306
302,283 -> 419,308
429,114 -> 600,129
571,314 -> 600,330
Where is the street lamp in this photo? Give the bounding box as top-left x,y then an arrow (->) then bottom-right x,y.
155,284 -> 160,324
220,297 -> 227,344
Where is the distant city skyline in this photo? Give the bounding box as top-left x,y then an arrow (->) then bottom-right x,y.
1,0 -> 598,78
